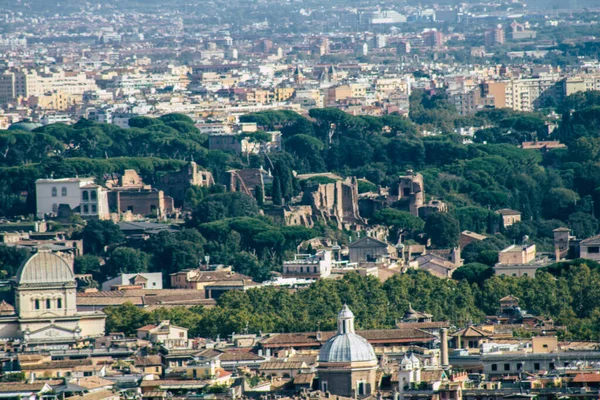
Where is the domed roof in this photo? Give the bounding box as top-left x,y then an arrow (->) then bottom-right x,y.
319,332 -> 377,363
8,122 -> 42,132
318,305 -> 377,363
16,251 -> 75,285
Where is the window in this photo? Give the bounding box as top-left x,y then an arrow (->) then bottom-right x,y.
35,300 -> 40,310
504,364 -> 510,371
91,190 -> 97,201
517,363 -> 522,370
52,187 -> 57,197
179,332 -> 185,338
46,299 -> 51,309
549,362 -> 555,370
83,205 -> 89,214
156,367 -> 160,373
589,246 -> 600,254
523,273 -> 528,277
57,298 -> 62,309
491,364 -> 497,371
82,191 -> 89,201
543,344 -> 548,348
314,266 -> 317,273
534,363 -> 540,370
61,187 -> 67,196
91,205 -> 97,213
52,203 -> 58,213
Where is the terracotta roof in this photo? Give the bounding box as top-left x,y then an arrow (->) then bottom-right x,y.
259,362 -> 306,370
138,325 -> 158,332
0,382 -> 49,393
500,295 -> 519,302
134,355 -> 162,366
572,373 -> 600,383
68,390 -> 119,400
70,377 -> 114,390
496,209 -> 521,216
294,373 -> 315,385
396,321 -> 450,329
421,370 -> 446,382
22,359 -> 93,370
261,328 -> 435,347
453,326 -> 492,338
219,350 -> 265,362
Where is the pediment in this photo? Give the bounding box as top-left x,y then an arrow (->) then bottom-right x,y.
25,324 -> 79,340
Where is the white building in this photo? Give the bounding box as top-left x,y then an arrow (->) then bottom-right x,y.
0,251 -> 106,348
102,272 -> 163,291
282,250 -> 332,279
136,320 -> 189,349
35,178 -> 109,220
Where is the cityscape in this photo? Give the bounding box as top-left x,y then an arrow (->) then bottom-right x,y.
1,0 -> 600,399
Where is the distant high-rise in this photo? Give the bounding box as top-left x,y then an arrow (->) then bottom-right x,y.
484,25 -> 505,47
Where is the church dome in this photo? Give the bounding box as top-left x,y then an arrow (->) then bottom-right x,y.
16,251 -> 75,285
318,305 -> 377,363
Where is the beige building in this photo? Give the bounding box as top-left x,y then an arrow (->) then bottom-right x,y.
496,208 -> 521,228
494,244 -> 549,278
136,320 -> 188,349
499,244 -> 536,265
29,91 -> 78,110
0,251 -> 106,349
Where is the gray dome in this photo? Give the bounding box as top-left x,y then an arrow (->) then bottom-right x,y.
17,251 -> 75,285
319,304 -> 377,363
319,332 -> 377,363
8,122 -> 42,132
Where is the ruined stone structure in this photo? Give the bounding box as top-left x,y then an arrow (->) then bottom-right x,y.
418,199 -> 448,220
265,205 -> 315,228
392,170 -> 425,216
303,177 -> 364,230
107,169 -> 174,217
156,162 -> 214,207
221,167 -> 272,198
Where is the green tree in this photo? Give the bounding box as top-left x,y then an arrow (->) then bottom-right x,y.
106,247 -> 150,278
74,254 -> 101,274
255,185 -> 264,207
452,263 -> 494,286
104,302 -> 151,335
272,177 -> 283,206
79,219 -> 125,255
424,213 -> 460,248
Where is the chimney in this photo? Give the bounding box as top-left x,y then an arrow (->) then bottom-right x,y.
441,328 -> 449,368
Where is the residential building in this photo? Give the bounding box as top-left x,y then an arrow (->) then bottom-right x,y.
496,208 -> 521,227
136,320 -> 189,349
282,250 -> 333,279
101,272 -> 163,291
579,234 -> 600,262
494,244 -> 550,277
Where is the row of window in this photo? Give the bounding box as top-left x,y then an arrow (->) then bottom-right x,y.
285,266 -> 319,274
82,190 -> 97,201
491,362 -> 562,372
51,187 -> 68,197
82,204 -> 97,214
34,298 -> 62,310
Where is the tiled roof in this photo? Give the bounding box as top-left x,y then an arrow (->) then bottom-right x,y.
0,382 -> 49,393
70,377 -> 114,390
259,362 -> 306,370
22,359 -> 93,370
396,321 -> 450,329
138,325 -> 158,332
261,328 -> 435,347
219,350 -> 265,362
572,373 -> 600,383
134,355 -> 162,366
68,390 -> 119,400
294,373 -> 315,385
